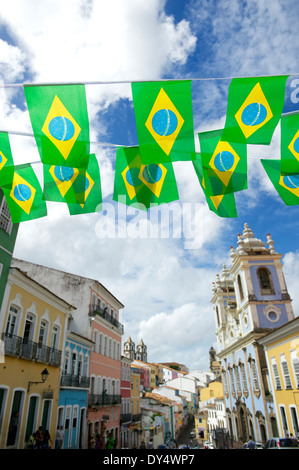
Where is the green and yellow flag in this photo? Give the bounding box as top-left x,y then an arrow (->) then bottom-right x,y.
280,113 -> 299,173
222,75 -> 288,144
0,132 -> 15,188
24,84 -> 90,168
67,154 -> 102,215
261,159 -> 299,205
193,153 -> 237,218
2,164 -> 47,222
113,146 -> 179,211
131,80 -> 196,164
43,155 -> 101,209
198,129 -> 247,196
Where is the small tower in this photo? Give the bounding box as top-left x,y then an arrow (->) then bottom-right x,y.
136,339 -> 147,362
230,223 -> 294,336
123,336 -> 135,360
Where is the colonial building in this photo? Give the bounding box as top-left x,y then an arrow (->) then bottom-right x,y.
258,316 -> 299,438
0,267 -> 74,449
58,331 -> 93,448
211,223 -> 295,444
0,190 -> 19,310
11,258 -> 124,448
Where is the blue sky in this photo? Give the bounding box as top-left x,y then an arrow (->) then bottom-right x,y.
0,0 -> 299,371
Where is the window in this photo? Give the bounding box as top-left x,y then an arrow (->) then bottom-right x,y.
257,267 -> 275,294
234,366 -> 242,395
240,363 -> 248,394
237,275 -> 244,301
251,361 -> 260,392
5,305 -> 19,336
99,334 -> 103,355
291,351 -> 299,389
280,354 -> 292,389
271,359 -> 282,390
51,325 -> 59,349
64,350 -> 70,374
0,196 -> 12,234
38,320 -> 48,347
280,406 -> 289,435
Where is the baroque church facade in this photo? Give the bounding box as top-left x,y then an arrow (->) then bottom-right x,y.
211,223 -> 295,444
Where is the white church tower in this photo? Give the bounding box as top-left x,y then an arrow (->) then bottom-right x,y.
211,223 -> 295,444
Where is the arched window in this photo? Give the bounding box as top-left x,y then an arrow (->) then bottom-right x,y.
237,274 -> 244,301
257,267 -> 275,294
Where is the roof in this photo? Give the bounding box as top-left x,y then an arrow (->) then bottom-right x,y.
12,257 -> 125,308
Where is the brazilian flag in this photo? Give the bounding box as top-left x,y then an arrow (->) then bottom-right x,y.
0,132 -> 15,188
199,129 -> 247,196
131,80 -> 196,164
113,146 -> 179,211
261,159 -> 299,205
193,153 -> 237,218
222,75 -> 288,144
67,155 -> 102,215
24,84 -> 90,169
2,164 -> 47,222
280,113 -> 299,173
43,155 -> 101,209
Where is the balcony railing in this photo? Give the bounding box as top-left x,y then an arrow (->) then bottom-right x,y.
89,304 -> 124,334
88,393 -> 121,407
132,413 -> 141,423
120,413 -> 132,424
60,374 -> 90,388
1,333 -> 61,367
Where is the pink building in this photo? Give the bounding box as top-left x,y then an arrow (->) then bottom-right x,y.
88,288 -> 124,448
120,356 -> 132,448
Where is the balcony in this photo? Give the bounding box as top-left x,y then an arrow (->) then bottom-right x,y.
1,333 -> 61,367
132,413 -> 141,423
120,413 -> 132,424
88,393 -> 121,408
89,304 -> 124,334
60,373 -> 90,389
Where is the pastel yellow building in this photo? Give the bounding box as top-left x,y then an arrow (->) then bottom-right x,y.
130,367 -> 141,448
0,267 -> 74,449
259,316 -> 299,438
199,380 -> 224,402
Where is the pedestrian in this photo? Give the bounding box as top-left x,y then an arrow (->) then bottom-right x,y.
42,429 -> 53,449
95,433 -> 104,449
106,432 -> 115,449
147,438 -> 154,449
89,432 -> 96,449
35,426 -> 44,449
27,432 -> 36,449
140,440 -> 146,449
247,435 -> 257,449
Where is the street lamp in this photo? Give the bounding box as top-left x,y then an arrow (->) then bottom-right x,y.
27,368 -> 49,392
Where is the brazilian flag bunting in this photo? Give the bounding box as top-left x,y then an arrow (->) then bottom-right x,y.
43,155 -> 101,209
198,129 -> 247,196
2,164 -> 47,222
261,159 -> 299,205
131,80 -> 196,164
280,113 -> 299,174
193,153 -> 237,218
67,154 -> 102,215
24,84 -> 90,169
113,146 -> 179,211
0,132 -> 15,188
221,75 -> 288,144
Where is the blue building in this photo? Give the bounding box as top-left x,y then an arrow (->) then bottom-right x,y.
211,224 -> 295,445
58,331 -> 93,449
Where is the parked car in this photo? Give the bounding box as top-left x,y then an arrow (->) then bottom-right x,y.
242,441 -> 264,449
264,438 -> 299,449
